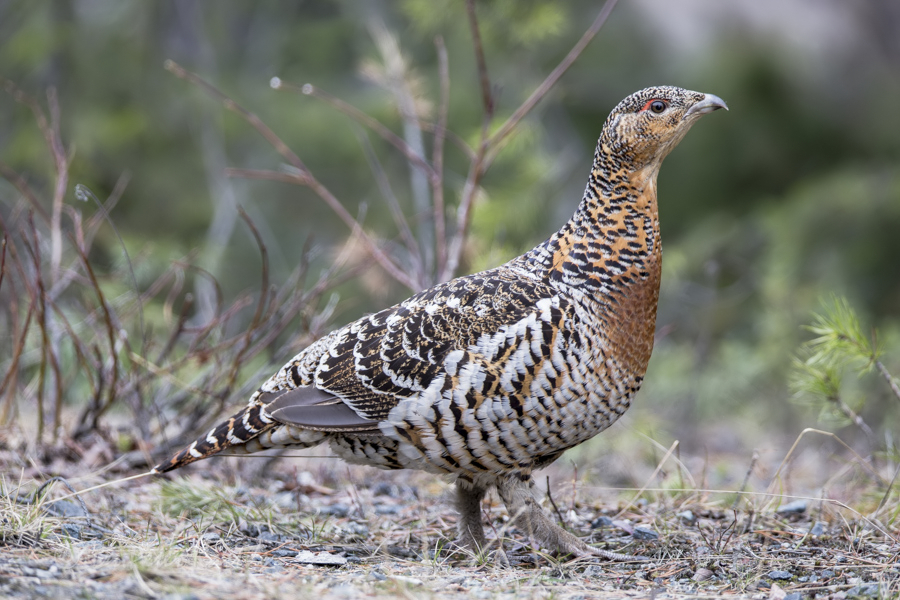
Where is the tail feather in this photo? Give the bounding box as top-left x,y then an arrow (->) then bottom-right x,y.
152,402 -> 273,473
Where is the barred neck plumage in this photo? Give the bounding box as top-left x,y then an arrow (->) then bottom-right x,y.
513,145 -> 662,302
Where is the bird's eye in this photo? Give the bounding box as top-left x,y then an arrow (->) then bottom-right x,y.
649,100 -> 667,113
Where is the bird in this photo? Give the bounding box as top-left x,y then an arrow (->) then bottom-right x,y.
153,86 -> 727,561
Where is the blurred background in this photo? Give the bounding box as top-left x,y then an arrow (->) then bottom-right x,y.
1,0 -> 898,495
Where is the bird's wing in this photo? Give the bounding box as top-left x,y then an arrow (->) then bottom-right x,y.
261,268 -> 560,428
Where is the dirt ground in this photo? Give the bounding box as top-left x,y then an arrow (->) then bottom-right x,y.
1,432 -> 898,600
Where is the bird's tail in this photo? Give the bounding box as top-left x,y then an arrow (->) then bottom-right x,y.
152,401 -> 274,474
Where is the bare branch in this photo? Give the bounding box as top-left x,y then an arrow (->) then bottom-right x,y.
432,36 -> 450,279
357,129 -> 424,280
164,60 -> 309,174
876,360 -> 900,403
46,88 -> 69,282
465,0 -> 493,120
485,0 -> 620,165
168,63 -> 417,290
226,168 -> 417,290
276,81 -> 438,183
441,1 -> 619,282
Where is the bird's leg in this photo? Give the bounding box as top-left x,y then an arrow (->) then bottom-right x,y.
497,475 -> 645,562
453,479 -> 487,552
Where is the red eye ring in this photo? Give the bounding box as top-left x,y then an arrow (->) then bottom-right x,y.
641,99 -> 668,113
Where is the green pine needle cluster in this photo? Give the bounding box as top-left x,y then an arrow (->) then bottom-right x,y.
791,295 -> 894,437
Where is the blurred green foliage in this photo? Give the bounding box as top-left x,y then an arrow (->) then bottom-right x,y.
1,0 -> 898,449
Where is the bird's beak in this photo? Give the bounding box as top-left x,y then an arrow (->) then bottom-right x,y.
685,93 -> 728,117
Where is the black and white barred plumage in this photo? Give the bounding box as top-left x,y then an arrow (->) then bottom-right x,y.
154,86 -> 726,560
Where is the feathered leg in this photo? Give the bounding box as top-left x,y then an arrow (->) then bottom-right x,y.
497,476 -> 644,562
454,479 -> 487,551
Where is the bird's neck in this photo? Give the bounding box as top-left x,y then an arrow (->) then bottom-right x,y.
517,152 -> 663,301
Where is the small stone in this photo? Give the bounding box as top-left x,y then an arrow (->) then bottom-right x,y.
390,575 -> 424,586
368,570 -> 387,581
677,510 -> 695,522
293,551 -> 348,566
582,565 -> 604,578
783,594 -> 803,600
344,522 -> 369,537
61,523 -> 83,539
46,499 -> 88,518
632,526 -> 659,540
272,549 -> 298,558
692,568 -> 713,582
375,505 -> 399,515
798,576 -> 808,582
847,584 -> 879,598
201,532 -> 220,543
810,521 -> 827,536
590,516 -> 613,529
258,531 -> 281,543
821,570 -> 836,578
328,584 -> 359,598
318,504 -> 350,517
775,500 -> 807,514
767,570 -> 792,580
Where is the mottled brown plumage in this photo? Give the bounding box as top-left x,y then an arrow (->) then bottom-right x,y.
154,86 -> 726,561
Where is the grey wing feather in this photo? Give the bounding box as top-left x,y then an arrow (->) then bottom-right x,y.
263,386 -> 380,432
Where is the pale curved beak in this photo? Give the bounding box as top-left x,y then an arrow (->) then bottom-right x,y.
685,93 -> 728,117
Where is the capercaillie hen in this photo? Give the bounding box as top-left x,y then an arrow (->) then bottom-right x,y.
154,86 -> 727,560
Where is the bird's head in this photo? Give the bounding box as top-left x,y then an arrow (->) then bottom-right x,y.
600,86 -> 727,170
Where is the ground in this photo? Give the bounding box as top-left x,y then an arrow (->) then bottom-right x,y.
1,430 -> 898,600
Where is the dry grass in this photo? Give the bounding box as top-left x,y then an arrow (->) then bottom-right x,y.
1,426 -> 898,600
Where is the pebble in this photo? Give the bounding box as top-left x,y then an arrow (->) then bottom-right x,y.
590,516 -> 613,529
344,522 -> 369,537
318,504 -> 350,517
293,551 -> 348,566
767,570 -> 792,580
783,594 -> 802,600
272,549 -> 298,558
61,523 -> 83,540
46,499 -> 88,517
582,565 -> 604,578
677,510 -> 695,522
632,526 -> 659,541
821,570 -> 836,578
390,575 -> 423,586
847,583 -> 880,597
810,521 -> 827,536
258,531 -> 281,543
775,500 -> 807,514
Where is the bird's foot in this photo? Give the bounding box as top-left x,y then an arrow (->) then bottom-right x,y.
498,476 -> 649,563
